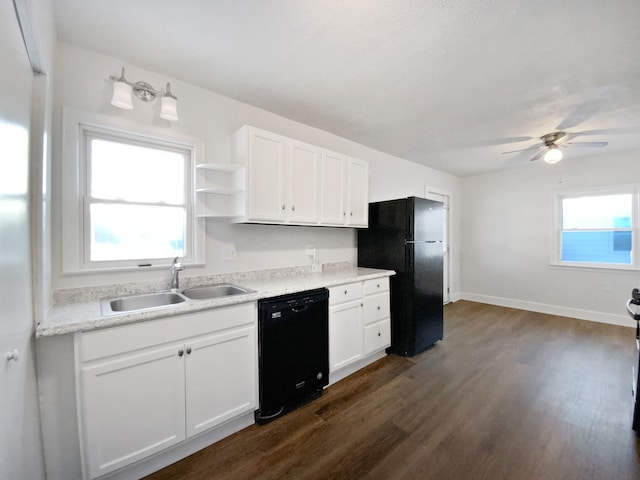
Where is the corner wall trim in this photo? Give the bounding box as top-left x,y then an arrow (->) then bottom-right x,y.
459,292 -> 634,328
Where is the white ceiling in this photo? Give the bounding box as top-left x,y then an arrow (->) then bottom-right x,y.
52,0 -> 640,177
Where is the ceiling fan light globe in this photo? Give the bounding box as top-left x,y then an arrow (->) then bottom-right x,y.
544,146 -> 563,164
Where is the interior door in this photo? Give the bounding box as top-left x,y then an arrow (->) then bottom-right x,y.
424,190 -> 451,304
0,2 -> 43,479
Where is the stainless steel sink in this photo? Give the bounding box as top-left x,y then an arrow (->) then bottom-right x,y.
181,283 -> 256,300
101,291 -> 188,316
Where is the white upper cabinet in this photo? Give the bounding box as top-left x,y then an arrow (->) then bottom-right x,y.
320,152 -> 369,227
346,158 -> 369,227
319,150 -> 347,225
244,127 -> 287,222
288,140 -> 320,224
233,125 -> 368,228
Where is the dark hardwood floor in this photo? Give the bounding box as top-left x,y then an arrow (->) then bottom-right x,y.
144,301 -> 640,480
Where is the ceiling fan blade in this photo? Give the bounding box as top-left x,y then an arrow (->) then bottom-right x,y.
556,132 -> 579,144
501,143 -> 544,154
528,149 -> 547,162
567,141 -> 608,148
462,136 -> 535,148
576,127 -> 640,136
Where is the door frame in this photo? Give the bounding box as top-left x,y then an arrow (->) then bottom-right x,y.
424,186 -> 451,304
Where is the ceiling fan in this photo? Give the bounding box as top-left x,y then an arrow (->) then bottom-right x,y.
501,131 -> 608,164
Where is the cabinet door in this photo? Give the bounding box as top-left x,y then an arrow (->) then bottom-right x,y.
329,300 -> 363,372
347,158 -> 369,227
185,325 -> 257,438
80,343 -> 186,479
288,141 -> 319,224
319,150 -> 347,225
247,128 -> 286,222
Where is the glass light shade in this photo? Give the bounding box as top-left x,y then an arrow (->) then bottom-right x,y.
544,146 -> 563,164
111,81 -> 134,110
160,95 -> 179,121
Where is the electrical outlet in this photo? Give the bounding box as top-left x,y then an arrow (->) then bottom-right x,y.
222,244 -> 237,261
305,244 -> 316,258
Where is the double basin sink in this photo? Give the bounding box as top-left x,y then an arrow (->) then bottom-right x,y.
101,283 -> 256,316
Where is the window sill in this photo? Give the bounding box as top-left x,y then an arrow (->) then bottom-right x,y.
60,261 -> 206,277
549,261 -> 639,273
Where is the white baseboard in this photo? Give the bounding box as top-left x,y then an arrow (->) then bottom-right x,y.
449,291 -> 462,303
459,292 -> 635,328
329,350 -> 387,386
103,412 -> 255,480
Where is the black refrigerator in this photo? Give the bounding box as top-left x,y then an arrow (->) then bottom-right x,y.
358,197 -> 444,357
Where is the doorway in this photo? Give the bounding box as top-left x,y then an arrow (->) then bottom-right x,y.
425,187 -> 451,304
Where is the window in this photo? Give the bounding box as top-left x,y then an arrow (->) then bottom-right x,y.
87,135 -> 188,262
62,109 -> 204,273
555,188 -> 636,268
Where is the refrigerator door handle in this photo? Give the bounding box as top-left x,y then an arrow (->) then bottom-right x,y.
405,240 -> 442,244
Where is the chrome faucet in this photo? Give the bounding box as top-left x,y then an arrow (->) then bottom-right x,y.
170,257 -> 184,290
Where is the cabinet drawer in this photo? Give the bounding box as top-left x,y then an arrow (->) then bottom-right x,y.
364,277 -> 389,296
363,292 -> 390,325
364,319 -> 390,355
328,282 -> 363,306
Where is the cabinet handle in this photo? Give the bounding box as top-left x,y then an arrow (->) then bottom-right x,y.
186,347 -> 192,355
377,306 -> 381,311
291,205 -> 295,211
178,349 -> 184,357
378,332 -> 381,337
343,211 -> 346,217
344,290 -> 348,295
350,211 -> 353,216
282,204 -> 286,210
377,283 -> 380,288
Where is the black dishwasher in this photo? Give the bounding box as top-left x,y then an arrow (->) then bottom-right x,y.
256,288 -> 329,424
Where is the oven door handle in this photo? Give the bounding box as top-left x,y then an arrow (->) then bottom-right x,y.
626,298 -> 640,321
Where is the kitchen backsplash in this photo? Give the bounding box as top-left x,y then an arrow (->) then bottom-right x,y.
53,262 -> 353,305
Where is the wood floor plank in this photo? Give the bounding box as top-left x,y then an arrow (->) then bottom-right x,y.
144,301 -> 640,480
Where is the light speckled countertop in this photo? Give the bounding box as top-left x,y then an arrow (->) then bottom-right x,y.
37,266 -> 395,337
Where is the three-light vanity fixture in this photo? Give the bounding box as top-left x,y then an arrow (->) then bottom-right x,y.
109,67 -> 179,121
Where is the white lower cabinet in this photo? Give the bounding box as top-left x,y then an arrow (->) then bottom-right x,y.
80,343 -> 187,479
77,303 -> 257,479
185,326 -> 256,437
328,277 -> 391,380
329,299 -> 364,371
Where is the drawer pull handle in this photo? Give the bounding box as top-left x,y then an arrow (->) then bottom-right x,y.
178,349 -> 184,357
344,290 -> 348,295
377,306 -> 381,310
377,332 -> 381,337
186,347 -> 192,355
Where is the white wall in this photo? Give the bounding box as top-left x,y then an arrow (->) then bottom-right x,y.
51,43 -> 461,297
461,150 -> 640,326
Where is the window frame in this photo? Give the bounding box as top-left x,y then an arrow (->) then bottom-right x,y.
61,108 -> 205,274
552,185 -> 639,271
